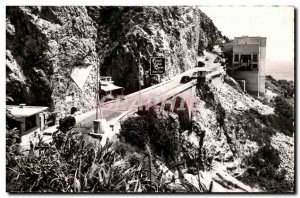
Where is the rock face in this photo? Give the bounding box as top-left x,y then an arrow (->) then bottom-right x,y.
188,74 -> 294,192
6,6 -> 99,118
93,6 -> 222,92
6,6 -> 223,117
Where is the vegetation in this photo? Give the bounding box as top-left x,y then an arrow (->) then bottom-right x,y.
6,128 -> 175,192
6,108 -> 208,192
120,109 -> 180,165
120,116 -> 149,149
256,95 -> 294,137
120,109 -> 212,192
232,107 -> 294,192
197,83 -> 215,108
266,75 -> 294,98
261,76 -> 294,136
241,145 -> 294,192
58,116 -> 76,133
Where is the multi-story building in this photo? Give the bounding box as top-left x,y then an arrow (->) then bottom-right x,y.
229,36 -> 266,96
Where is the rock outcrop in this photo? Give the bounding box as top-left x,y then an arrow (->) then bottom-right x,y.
6,6 -> 223,117
6,6 -> 99,118
188,73 -> 294,192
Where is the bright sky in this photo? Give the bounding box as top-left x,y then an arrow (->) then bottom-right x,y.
200,6 -> 295,62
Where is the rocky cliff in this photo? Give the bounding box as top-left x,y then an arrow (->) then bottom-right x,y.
6,6 -> 223,117
178,72 -> 294,192
119,72 -> 294,192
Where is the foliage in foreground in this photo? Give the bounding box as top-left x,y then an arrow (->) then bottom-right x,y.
6,127 -> 207,192
7,130 -> 157,192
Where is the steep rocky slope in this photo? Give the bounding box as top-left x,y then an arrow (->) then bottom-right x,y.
90,6 -> 222,92
6,6 -> 223,117
187,75 -> 294,192
119,73 -> 294,192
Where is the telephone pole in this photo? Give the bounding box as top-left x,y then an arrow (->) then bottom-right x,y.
96,61 -> 103,120
138,53 -> 142,107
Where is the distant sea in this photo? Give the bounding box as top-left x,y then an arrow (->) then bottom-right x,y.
265,60 -> 294,81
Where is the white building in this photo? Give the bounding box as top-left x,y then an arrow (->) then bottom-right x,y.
100,76 -> 124,101
7,105 -> 48,135
230,36 -> 266,96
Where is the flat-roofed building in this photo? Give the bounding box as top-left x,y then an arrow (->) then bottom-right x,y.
230,36 -> 266,96
100,76 -> 124,101
6,105 -> 48,135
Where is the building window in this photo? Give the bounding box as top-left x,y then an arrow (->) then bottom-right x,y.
26,115 -> 37,131
252,64 -> 258,70
253,54 -> 258,62
241,54 -> 251,63
234,54 -> 239,62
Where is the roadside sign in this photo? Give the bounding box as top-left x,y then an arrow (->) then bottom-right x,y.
150,57 -> 165,75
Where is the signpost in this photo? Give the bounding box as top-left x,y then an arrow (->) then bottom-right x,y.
150,57 -> 165,75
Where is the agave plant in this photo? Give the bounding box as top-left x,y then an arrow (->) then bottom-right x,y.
7,123 -> 211,193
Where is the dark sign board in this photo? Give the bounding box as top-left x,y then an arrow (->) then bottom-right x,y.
150,57 -> 165,75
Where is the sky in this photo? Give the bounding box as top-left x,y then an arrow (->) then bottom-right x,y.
200,6 -> 295,62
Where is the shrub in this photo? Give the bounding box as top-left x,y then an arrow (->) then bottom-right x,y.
120,109 -> 180,165
120,116 -> 149,149
262,114 -> 293,137
58,116 -> 76,133
241,145 -> 293,192
273,95 -> 294,120
252,96 -> 294,137
240,109 -> 276,145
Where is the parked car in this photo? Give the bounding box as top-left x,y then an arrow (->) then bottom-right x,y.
214,57 -> 220,63
196,61 -> 205,67
180,76 -> 191,84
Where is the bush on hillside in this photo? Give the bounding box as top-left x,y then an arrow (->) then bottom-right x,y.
241,145 -> 293,192
58,116 -> 76,133
120,116 -> 149,149
120,109 -> 180,165
255,96 -> 294,137
266,75 -> 294,98
273,95 -> 294,120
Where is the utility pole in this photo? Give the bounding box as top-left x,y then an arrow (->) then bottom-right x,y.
138,52 -> 142,107
96,62 -> 99,120
96,61 -> 103,120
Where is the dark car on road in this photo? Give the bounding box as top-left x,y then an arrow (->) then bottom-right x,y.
180,76 -> 192,84
196,61 -> 205,67
214,57 -> 220,63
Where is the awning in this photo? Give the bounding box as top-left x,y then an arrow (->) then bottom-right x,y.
101,84 -> 123,92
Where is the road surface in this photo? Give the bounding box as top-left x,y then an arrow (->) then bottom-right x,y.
76,51 -> 222,133
20,52 -> 222,148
